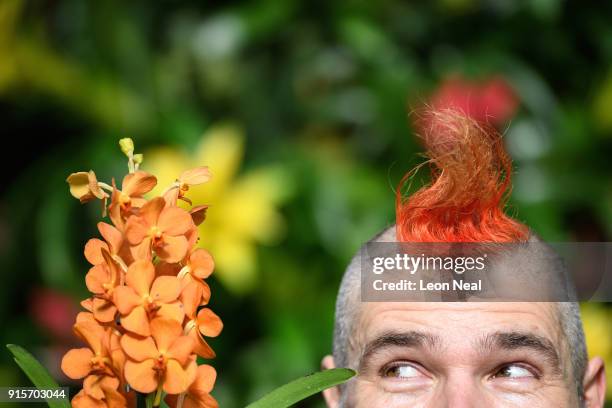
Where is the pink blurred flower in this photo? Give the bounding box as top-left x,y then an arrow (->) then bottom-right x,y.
29,288 -> 79,340
429,75 -> 519,126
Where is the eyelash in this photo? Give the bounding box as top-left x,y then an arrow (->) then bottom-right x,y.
379,361 -> 427,378
378,361 -> 541,381
490,362 -> 541,380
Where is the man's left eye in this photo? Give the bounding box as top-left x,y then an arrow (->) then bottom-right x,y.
492,364 -> 536,379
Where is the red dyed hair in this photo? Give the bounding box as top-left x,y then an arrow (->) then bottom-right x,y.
396,109 -> 529,243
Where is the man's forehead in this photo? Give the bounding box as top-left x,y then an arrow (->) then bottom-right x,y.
356,302 -> 562,347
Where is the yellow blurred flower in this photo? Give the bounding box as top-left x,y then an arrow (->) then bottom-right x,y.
580,303 -> 612,399
144,124 -> 289,294
593,68 -> 612,132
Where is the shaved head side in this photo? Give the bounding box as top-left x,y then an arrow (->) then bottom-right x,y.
333,226 -> 396,369
558,301 -> 588,397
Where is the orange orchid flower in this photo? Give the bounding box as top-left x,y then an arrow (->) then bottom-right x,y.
120,318 -> 197,395
114,171 -> 157,211
84,249 -> 122,323
192,308 -> 222,359
180,248 -> 215,280
165,364 -> 218,408
73,311 -> 129,388
82,375 -> 123,403
113,260 -> 183,337
71,382 -> 126,408
62,317 -> 113,380
65,139 -> 221,407
67,171 -> 109,204
84,222 -> 130,268
61,314 -> 126,403
64,314 -> 132,407
154,259 -> 205,301
125,197 -> 194,262
164,167 -> 212,206
182,285 -> 222,359
177,248 -> 214,307
107,171 -> 157,231
157,248 -> 220,358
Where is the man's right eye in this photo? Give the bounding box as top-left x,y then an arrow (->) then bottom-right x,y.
382,362 -> 422,379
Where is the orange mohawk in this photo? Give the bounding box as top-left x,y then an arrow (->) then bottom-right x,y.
396,109 -> 529,243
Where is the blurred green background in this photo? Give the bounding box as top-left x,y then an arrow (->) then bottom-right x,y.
0,0 -> 611,406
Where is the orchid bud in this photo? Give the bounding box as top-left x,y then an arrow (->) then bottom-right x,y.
119,138 -> 134,156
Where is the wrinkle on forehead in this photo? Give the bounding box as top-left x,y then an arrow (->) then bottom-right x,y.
349,302 -> 565,368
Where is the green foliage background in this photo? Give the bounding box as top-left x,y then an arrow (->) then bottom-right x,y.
0,0 -> 611,406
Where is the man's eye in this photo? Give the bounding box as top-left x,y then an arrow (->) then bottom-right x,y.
493,364 -> 536,379
382,363 -> 421,379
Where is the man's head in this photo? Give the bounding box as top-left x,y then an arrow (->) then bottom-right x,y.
322,111 -> 606,407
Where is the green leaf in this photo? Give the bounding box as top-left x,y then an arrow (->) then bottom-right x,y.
245,368 -> 356,408
6,344 -> 71,408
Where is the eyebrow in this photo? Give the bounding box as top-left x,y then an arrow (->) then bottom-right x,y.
359,331 -> 440,371
479,331 -> 561,372
358,330 -> 561,374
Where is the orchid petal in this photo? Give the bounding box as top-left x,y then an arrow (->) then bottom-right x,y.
124,359 -> 158,393
158,207 -> 192,236
139,197 -> 165,225
189,205 -> 208,226
85,265 -> 109,294
61,348 -> 93,379
196,308 -> 223,337
156,301 -> 185,325
190,249 -> 214,279
125,260 -> 155,296
71,390 -> 106,408
179,166 -> 212,185
121,306 -> 150,337
97,222 -> 123,254
166,336 -> 195,366
84,239 -> 108,265
181,281 -> 203,319
73,320 -> 105,354
150,318 -> 182,352
113,286 -> 142,314
129,238 -> 152,262
163,358 -> 197,395
125,216 -> 150,245
156,234 -> 188,263
191,364 -> 217,394
92,298 -> 116,323
150,276 -> 181,303
120,334 -> 158,362
122,171 -> 157,197
191,330 -> 216,359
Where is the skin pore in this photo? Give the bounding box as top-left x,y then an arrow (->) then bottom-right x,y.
322,302 -> 606,408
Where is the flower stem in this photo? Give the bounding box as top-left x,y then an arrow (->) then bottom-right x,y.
153,383 -> 163,407
145,393 -> 154,408
177,393 -> 185,408
128,156 -> 135,173
161,183 -> 179,197
98,182 -> 114,192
